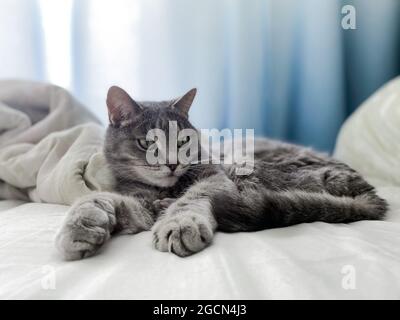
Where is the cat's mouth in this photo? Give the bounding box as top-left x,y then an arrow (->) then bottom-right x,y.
132,164 -> 188,187
155,167 -> 188,187
134,167 -> 179,187
165,169 -> 182,180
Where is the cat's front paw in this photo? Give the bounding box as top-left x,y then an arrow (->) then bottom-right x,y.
152,212 -> 214,257
55,198 -> 116,260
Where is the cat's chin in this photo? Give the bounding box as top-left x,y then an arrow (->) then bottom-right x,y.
149,175 -> 179,188
139,173 -> 179,188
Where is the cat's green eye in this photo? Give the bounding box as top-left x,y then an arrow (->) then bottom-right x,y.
137,138 -> 154,150
177,136 -> 190,148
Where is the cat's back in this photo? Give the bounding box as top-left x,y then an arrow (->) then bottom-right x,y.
223,137 -> 343,191
251,137 -> 322,163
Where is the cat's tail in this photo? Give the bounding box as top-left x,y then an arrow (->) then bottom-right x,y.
214,189 -> 388,232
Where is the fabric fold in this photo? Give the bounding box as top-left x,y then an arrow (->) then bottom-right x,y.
0,80 -> 114,204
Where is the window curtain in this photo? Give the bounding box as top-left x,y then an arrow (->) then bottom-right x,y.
1,0 -> 399,151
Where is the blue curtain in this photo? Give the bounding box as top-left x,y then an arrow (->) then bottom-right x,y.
1,0 -> 399,151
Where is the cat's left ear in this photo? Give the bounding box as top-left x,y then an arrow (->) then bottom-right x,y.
172,88 -> 197,117
106,86 -> 142,127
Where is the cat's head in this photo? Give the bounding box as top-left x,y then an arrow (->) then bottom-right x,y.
104,86 -> 198,188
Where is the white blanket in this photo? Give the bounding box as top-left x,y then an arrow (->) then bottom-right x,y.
0,80 -> 113,204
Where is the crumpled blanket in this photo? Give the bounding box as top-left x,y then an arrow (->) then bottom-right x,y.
0,80 -> 114,205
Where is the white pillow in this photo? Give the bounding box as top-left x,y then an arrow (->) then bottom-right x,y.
334,77 -> 400,187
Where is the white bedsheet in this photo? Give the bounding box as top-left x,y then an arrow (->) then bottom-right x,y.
1,186 -> 399,300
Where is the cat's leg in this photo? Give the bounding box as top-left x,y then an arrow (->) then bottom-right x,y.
322,166 -> 375,197
152,173 -> 235,257
153,198 -> 175,214
55,192 -> 154,260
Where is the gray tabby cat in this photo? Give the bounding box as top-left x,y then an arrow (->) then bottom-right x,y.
55,86 -> 387,260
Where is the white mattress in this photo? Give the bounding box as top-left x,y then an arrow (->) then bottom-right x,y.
1,186 -> 400,300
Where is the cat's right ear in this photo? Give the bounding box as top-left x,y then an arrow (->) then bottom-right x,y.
106,86 -> 142,127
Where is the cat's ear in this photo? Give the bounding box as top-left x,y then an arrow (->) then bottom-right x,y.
106,86 -> 142,127
172,88 -> 197,117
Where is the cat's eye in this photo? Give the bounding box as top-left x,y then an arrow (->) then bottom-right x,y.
137,138 -> 155,150
177,136 -> 190,148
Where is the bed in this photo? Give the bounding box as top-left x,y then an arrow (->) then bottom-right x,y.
1,186 -> 400,299
1,79 -> 400,299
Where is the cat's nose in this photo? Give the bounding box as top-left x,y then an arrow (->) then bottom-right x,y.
167,164 -> 178,172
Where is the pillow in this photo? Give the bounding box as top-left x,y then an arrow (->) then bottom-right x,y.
334,77 -> 400,187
